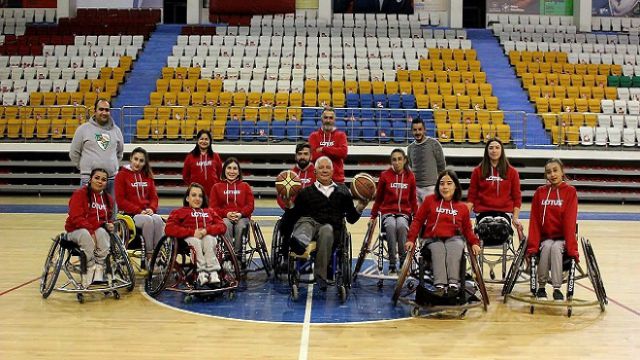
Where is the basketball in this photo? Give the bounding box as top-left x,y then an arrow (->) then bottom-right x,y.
275,170 -> 303,199
350,173 -> 377,201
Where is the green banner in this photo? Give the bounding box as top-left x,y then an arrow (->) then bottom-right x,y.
542,0 -> 573,16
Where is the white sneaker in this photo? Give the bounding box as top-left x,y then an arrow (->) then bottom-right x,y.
82,265 -> 96,288
197,272 -> 209,286
208,271 -> 221,284
93,264 -> 105,283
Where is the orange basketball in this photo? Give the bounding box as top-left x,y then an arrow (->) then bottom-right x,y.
350,173 -> 377,201
275,170 -> 302,199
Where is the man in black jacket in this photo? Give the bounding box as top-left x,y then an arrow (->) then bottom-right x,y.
289,156 -> 369,290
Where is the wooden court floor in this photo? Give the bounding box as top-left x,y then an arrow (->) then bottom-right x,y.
1,201 -> 639,359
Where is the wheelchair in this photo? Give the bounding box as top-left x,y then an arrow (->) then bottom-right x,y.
287,222 -> 352,303
40,232 -> 136,303
352,216 -> 409,288
270,217 -> 288,280
474,214 -> 529,283
236,220 -> 272,278
145,235 -> 240,303
502,236 -> 607,317
113,213 -> 148,275
392,238 -> 489,318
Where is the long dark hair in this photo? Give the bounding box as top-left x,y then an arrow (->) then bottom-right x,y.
86,168 -> 111,210
390,148 -> 410,172
131,146 -> 154,178
221,157 -> 243,181
190,129 -> 213,157
480,137 -> 510,179
434,169 -> 462,202
183,182 -> 208,208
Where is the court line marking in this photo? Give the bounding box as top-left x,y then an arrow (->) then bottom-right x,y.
298,283 -> 314,360
0,276 -> 40,297
576,282 -> 640,317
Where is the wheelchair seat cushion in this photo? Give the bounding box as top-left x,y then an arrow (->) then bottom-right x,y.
476,216 -> 513,246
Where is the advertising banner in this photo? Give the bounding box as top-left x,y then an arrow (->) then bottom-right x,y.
592,0 -> 640,17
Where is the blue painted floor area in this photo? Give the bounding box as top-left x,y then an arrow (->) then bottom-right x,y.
153,260 -> 410,324
467,29 -> 549,147
3,204 -> 640,221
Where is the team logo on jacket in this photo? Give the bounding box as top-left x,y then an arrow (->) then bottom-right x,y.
224,190 -> 241,195
95,133 -> 110,151
485,176 -> 503,182
132,181 -> 148,188
391,182 -> 408,189
541,199 -> 563,206
91,202 -> 106,211
436,207 -> 458,216
300,178 -> 312,185
191,211 -> 210,218
319,141 -> 334,146
196,160 -> 212,166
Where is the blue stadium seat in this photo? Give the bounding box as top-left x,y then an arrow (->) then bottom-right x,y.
405,110 -> 419,121
379,120 -> 392,143
360,94 -> 373,108
391,120 -> 409,143
226,120 -> 241,141
390,109 -> 406,120
302,108 -> 319,121
255,121 -> 270,141
335,108 -> 347,120
271,120 -> 287,142
346,93 -> 360,108
373,94 -> 387,108
387,94 -> 401,109
419,109 -> 434,120
241,121 -> 256,142
360,109 -> 375,122
286,120 -> 301,141
401,94 -> 416,109
376,109 -> 391,122
300,119 -> 317,138
342,120 -> 361,142
344,109 -> 360,120
361,120 -> 377,142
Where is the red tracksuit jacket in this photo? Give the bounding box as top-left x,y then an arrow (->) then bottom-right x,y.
467,165 -> 522,213
407,194 -> 479,246
276,164 -> 316,210
308,128 -> 348,183
527,182 -> 579,260
165,207 -> 226,238
370,168 -> 417,219
182,152 -> 223,195
114,165 -> 159,214
209,179 -> 255,219
65,186 -> 113,235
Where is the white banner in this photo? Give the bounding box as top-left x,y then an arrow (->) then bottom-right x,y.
414,0 -> 447,12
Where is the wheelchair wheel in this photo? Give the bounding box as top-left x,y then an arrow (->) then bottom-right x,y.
352,221 -> 374,283
40,234 -> 65,299
502,234 -> 527,297
271,219 -> 284,279
468,245 -> 489,311
113,218 -> 132,247
392,245 -> 415,306
145,236 -> 178,297
219,235 -> 241,284
582,238 -> 608,311
110,234 -> 136,292
251,221 -> 272,277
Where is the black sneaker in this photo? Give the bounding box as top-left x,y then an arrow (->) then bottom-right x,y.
553,289 -> 564,301
388,265 -> 397,276
536,287 -> 548,300
316,276 -> 328,291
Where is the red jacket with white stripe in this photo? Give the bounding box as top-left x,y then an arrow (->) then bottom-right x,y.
209,179 -> 255,219
182,152 -> 223,195
407,194 -> 479,246
65,186 -> 113,235
165,206 -> 226,239
467,164 -> 522,213
370,167 -> 417,219
526,182 -> 579,260
114,165 -> 159,214
308,128 -> 348,183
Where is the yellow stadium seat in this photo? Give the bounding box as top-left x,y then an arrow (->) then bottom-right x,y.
275,93 -> 289,107
317,80 -> 331,93
528,85 -> 541,100
182,79 -> 196,92
528,62 -> 540,74
211,120 -> 225,140
196,79 -> 209,92
181,117 -> 196,139
34,117 -> 49,139
176,92 -> 190,106
156,78 -> 169,93
562,98 -> 575,112
318,92 -> 331,107
584,113 -> 597,127
482,124 -> 496,141
29,92 -> 43,106
398,81 -> 411,95
539,62 -> 551,73
345,80 -> 358,93
444,95 -> 457,109
191,92 -> 205,105
591,86 -> 604,100
195,118 -> 211,133
69,92 -> 83,106
233,92 -> 247,106
496,124 -> 511,143
244,108 -> 258,122
100,67 -> 113,80
439,83 -> 452,96
451,123 -> 465,143
188,67 -> 201,79
549,98 -> 562,113
186,107 -> 200,121
437,123 -> 452,143
604,87 -> 618,100
303,92 -> 317,107
435,70 -> 448,83
174,67 -> 188,79
453,49 -> 465,61
359,81 -> 372,94
412,82 -> 426,95
259,107 -> 273,122
575,98 -> 588,113
485,96 -> 499,111
468,60 -> 481,72
422,70 -> 435,82
229,106 -> 243,120
542,113 -> 558,128
479,83 -> 492,97
491,111 -> 504,125
409,70 -> 423,82
372,81 -> 385,94
288,108 -> 302,121
521,73 -> 534,89
465,49 -> 477,61
569,113 -> 585,127
84,92 -> 97,107
166,119 -> 180,139
465,83 -> 479,97
273,107 -> 288,121
169,79 -> 182,93
201,107 -> 214,121
218,92 -> 233,106
47,107 -> 60,120
42,92 -> 56,106
6,118 -> 21,138
247,92 -> 261,107
79,79 -> 92,93
426,82 -> 439,95
462,109 -> 475,123
18,106 -> 33,119
214,107 -> 229,121
445,60 -> 458,72
430,94 -> 443,109
476,110 -> 490,125
396,69 -> 409,82
431,59 -> 444,71
441,49 -> 453,61
112,67 -> 125,83
210,79 -> 223,93
289,92 -> 303,107
416,94 -> 430,109
458,95 -> 471,110
448,110 -> 462,123
452,83 -> 466,96
92,79 -> 106,92
551,125 -> 564,145
461,71 -> 474,83
533,73 -> 547,86
163,92 -> 176,106
304,80 -> 318,93
467,123 -> 482,143
428,48 -> 441,60
205,92 -> 219,105
261,92 -> 275,106
553,85 -> 566,98
433,110 -> 447,126
551,63 -> 564,74
332,93 -> 345,107
161,67 -> 174,79
50,118 -> 65,139
332,80 -> 344,94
